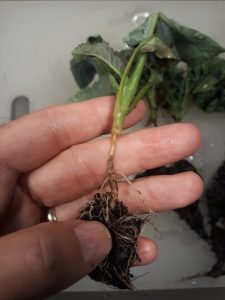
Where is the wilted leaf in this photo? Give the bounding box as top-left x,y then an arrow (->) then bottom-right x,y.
193,90 -> 225,113
141,36 -> 179,60
70,35 -> 105,88
190,57 -> 225,92
124,13 -> 225,67
157,12 -> 225,66
70,58 -> 96,89
115,48 -> 131,65
72,39 -> 125,78
159,67 -> 189,121
188,57 -> 225,112
69,12 -> 225,121
123,17 -> 153,47
87,35 -> 104,44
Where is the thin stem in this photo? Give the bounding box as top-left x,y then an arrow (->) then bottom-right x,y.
108,74 -> 119,91
128,76 -> 154,113
128,69 -> 161,113
147,13 -> 159,37
117,43 -> 144,100
121,53 -> 147,113
109,133 -> 117,157
107,13 -> 159,201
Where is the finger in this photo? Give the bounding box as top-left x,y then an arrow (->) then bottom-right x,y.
118,171 -> 204,214
24,123 -> 201,207
0,98 -> 145,217
134,237 -> 158,266
0,221 -> 111,300
0,97 -> 145,173
0,166 -> 17,217
55,171 -> 203,220
2,171 -> 203,233
0,186 -> 41,234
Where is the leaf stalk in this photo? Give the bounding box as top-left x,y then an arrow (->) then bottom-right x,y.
108,13 -> 159,201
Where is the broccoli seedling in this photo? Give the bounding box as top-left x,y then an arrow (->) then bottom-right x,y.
69,12 -> 225,289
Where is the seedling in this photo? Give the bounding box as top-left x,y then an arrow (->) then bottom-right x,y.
69,12 -> 225,288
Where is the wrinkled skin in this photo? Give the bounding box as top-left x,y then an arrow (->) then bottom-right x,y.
0,96 -> 203,299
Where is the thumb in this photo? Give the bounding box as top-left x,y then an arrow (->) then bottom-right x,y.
0,220 -> 111,300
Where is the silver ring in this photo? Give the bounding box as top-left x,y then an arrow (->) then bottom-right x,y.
47,207 -> 57,222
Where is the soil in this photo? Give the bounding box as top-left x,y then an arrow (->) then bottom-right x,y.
205,160 -> 225,277
79,192 -> 145,289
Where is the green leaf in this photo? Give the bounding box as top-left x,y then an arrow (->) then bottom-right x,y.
70,58 -> 96,88
72,39 -> 125,78
157,12 -> 225,66
192,89 -> 225,113
190,57 -> 225,92
68,76 -> 117,103
123,17 -> 153,47
87,35 -> 104,44
115,48 -> 132,65
124,13 -> 225,67
189,57 -> 225,112
159,67 -> 189,121
70,35 -> 105,88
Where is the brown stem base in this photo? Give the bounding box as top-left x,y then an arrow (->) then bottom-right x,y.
107,155 -> 118,203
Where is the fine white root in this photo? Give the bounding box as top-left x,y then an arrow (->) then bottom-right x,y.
100,170 -> 155,215
115,170 -> 155,215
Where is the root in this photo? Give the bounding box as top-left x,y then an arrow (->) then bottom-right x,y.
79,191 -> 145,289
107,133 -> 119,203
101,169 -> 155,216
116,170 -> 155,215
79,132 -> 154,290
100,176 -> 110,197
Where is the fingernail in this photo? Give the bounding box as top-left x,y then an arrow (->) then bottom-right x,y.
74,221 -> 112,267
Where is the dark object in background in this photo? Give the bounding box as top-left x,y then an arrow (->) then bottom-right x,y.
137,159 -> 225,278
205,161 -> 225,277
136,159 -> 208,240
11,96 -> 29,120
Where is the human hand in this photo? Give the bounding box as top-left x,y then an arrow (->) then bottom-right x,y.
0,96 -> 203,299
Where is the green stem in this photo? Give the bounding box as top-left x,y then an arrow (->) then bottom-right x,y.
111,13 -> 159,136
112,44 -> 144,131
108,13 -> 159,201
109,74 -> 119,91
128,70 -> 160,113
122,54 -> 147,111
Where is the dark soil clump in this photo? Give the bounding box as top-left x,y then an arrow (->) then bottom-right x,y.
79,192 -> 145,289
205,160 -> 225,277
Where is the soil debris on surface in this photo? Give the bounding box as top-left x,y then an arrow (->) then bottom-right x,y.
79,192 -> 145,289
